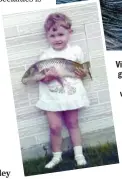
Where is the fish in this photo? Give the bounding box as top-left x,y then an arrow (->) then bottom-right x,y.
21,58 -> 92,85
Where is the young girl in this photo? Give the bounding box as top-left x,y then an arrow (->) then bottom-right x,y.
35,13 -> 90,169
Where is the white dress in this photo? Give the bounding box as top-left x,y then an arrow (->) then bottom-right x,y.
36,44 -> 90,111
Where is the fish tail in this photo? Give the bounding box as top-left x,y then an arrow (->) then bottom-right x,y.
88,71 -> 92,80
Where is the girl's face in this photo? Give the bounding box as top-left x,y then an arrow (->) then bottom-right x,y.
46,26 -> 72,50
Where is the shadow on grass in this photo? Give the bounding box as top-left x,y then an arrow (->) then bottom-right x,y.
23,142 -> 119,176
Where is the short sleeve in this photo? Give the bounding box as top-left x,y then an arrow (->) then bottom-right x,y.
39,50 -> 47,61
73,45 -> 84,64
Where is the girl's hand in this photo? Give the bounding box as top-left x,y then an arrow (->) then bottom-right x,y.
75,68 -> 87,79
45,67 -> 59,77
41,67 -> 59,83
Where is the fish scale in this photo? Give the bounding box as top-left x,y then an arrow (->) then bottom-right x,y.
21,58 -> 92,85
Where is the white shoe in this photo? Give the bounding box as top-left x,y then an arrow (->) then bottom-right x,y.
75,155 -> 87,166
45,157 -> 62,169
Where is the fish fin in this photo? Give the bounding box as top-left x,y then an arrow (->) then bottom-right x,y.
88,71 -> 92,80
87,68 -> 92,80
56,78 -> 64,87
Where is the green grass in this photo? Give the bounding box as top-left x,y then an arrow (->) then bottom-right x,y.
23,142 -> 119,176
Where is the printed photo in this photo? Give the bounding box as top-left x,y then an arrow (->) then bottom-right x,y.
56,0 -> 122,50
2,0 -> 119,177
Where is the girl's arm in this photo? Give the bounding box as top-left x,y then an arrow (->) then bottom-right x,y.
22,68 -> 59,85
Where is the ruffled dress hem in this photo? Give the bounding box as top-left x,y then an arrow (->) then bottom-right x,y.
36,98 -> 90,111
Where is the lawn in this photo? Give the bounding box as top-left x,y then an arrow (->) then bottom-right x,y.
23,142 -> 119,176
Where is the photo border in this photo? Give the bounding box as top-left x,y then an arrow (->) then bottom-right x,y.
0,1 -> 122,178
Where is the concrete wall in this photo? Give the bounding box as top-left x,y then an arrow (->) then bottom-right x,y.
2,1 -> 116,160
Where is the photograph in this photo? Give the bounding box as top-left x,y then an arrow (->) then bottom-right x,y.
56,0 -> 122,50
2,0 -> 119,177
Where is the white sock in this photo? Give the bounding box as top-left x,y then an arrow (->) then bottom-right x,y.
74,146 -> 87,166
45,152 -> 62,169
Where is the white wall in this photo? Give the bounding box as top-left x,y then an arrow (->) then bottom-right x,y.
2,2 -> 115,159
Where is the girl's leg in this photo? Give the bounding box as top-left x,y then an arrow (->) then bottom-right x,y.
63,109 -> 87,166
45,111 -> 63,168
46,111 -> 62,152
63,109 -> 81,146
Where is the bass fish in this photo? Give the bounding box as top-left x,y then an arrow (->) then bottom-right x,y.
21,58 -> 92,85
